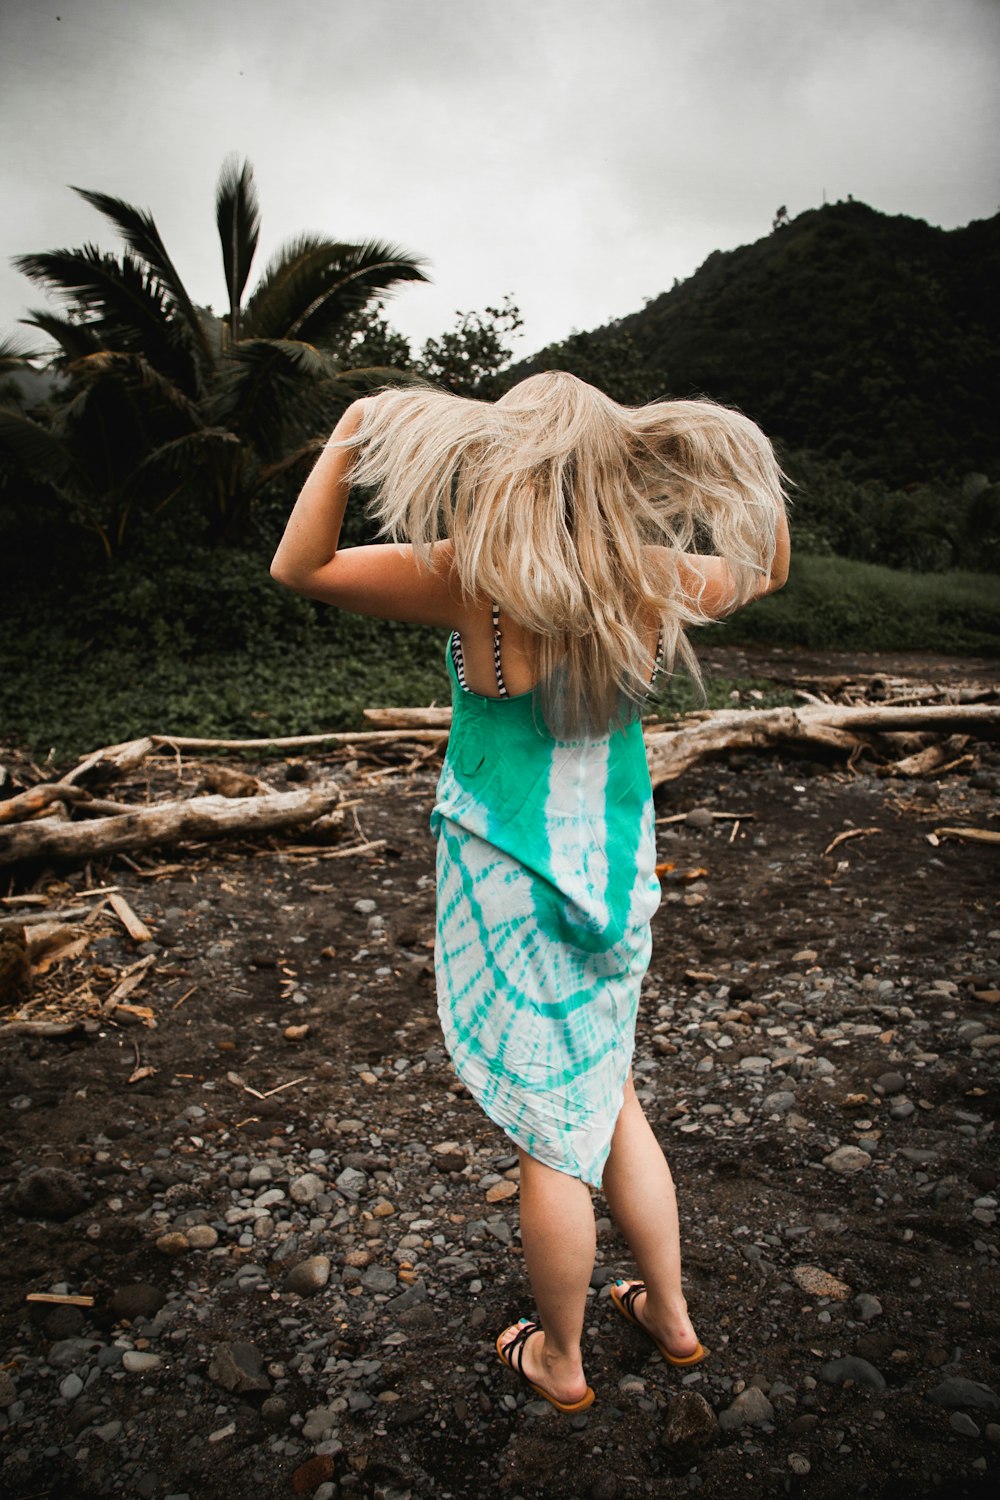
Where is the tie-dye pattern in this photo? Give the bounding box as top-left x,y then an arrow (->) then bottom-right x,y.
431,637 -> 660,1188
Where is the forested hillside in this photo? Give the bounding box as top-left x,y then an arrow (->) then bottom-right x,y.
519,201 -> 1000,486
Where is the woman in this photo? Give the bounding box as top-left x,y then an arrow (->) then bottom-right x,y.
271,372 -> 790,1413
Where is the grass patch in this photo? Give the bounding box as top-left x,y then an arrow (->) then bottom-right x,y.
700,554 -> 1000,654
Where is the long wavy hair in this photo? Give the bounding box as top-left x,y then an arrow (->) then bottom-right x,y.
347,371 -> 787,736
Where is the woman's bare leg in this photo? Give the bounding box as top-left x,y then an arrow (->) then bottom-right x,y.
497,1149 -> 595,1403
600,1073 -> 701,1356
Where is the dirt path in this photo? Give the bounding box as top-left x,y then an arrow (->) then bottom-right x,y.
1,674 -> 998,1499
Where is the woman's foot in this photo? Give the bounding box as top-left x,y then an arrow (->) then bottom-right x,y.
496,1319 -> 593,1409
611,1280 -> 706,1365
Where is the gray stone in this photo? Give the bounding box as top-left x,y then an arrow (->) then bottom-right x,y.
10,1167 -> 90,1221
261,1395 -> 291,1426
184,1224 -> 219,1249
927,1378 -> 1000,1411
289,1172 -> 324,1205
335,1166 -> 368,1199
874,1071 -> 906,1095
684,807 -> 714,829
362,1265 -> 399,1294
739,1056 -> 772,1074
122,1352 -> 162,1373
93,1419 -> 122,1442
59,1372 -> 84,1400
762,1091 -> 796,1116
283,1255 -> 331,1296
823,1146 -> 871,1175
820,1356 -> 886,1390
108,1283 -> 166,1321
48,1337 -> 104,1368
718,1386 -> 774,1430
302,1404 -> 339,1442
207,1340 -> 271,1394
853,1294 -> 883,1322
660,1389 -> 718,1455
950,1412 -> 981,1437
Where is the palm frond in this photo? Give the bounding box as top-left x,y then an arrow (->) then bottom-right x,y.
66,351 -> 204,421
243,237 -> 429,343
216,155 -> 260,336
208,337 -> 340,461
14,249 -> 202,394
72,186 -> 212,362
22,310 -> 104,363
0,407 -> 74,483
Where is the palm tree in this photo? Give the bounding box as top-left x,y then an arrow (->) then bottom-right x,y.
0,156 -> 427,556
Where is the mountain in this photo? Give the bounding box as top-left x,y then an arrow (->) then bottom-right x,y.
516,201 -> 1000,484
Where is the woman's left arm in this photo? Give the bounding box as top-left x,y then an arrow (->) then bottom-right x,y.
269,400 -> 464,628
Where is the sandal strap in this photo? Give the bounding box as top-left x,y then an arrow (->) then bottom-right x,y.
503,1320 -> 539,1376
620,1281 -> 646,1317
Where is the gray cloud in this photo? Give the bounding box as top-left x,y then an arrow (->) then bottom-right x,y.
1,0 -> 997,362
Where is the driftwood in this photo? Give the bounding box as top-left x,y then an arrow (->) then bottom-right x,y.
0,784 -> 342,868
363,707 -> 453,730
644,702 -> 1000,785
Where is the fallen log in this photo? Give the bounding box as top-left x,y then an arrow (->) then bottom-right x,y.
0,784 -> 343,869
645,703 -> 1000,785
363,707 -> 453,730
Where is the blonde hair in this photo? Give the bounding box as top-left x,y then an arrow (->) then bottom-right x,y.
347,371 -> 786,735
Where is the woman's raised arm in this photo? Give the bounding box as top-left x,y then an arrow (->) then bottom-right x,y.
269,400 -> 466,628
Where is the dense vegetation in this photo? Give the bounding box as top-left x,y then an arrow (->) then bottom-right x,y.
1,184 -> 996,757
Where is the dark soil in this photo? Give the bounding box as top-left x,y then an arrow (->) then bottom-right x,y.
1,649 -> 998,1500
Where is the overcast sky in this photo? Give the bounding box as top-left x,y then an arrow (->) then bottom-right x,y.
2,0 -> 998,361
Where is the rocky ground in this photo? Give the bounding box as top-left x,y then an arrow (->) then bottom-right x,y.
1,651 -> 999,1500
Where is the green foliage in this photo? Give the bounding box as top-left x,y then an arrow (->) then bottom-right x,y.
418,295 -> 524,398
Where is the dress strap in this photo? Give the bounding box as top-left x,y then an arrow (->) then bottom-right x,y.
491,603 -> 509,698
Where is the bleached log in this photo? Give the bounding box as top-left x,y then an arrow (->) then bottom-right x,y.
0,785 -> 342,869
644,703 -> 1000,786
363,707 -> 454,729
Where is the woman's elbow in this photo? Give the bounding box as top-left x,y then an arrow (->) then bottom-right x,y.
270,555 -> 304,592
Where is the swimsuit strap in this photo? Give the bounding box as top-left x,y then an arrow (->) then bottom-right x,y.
492,603 -> 509,698
651,627 -> 664,685
450,630 -> 468,692
450,602 -> 508,697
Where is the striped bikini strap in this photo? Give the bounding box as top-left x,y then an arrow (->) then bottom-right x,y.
651,627 -> 665,684
491,603 -> 509,697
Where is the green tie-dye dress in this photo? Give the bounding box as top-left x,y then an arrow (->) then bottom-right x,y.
430,636 -> 661,1188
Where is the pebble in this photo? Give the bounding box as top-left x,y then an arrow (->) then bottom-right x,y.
660,1390 -> 717,1455
718,1386 -> 774,1430
207,1341 -> 271,1394
283,1256 -> 332,1296
59,1372 -> 84,1400
787,1453 -> 811,1475
792,1265 -> 851,1300
950,1412 -> 981,1437
122,1352 -> 163,1374
853,1294 -> 883,1322
820,1356 -> 886,1390
289,1172 -> 324,1204
185,1224 -> 219,1249
927,1378 -> 1000,1411
823,1146 -> 871,1174
155,1232 -> 190,1256
874,1071 -> 906,1095
10,1167 -> 91,1221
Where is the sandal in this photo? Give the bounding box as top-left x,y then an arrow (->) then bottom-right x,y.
495,1319 -> 596,1413
610,1280 -> 708,1367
